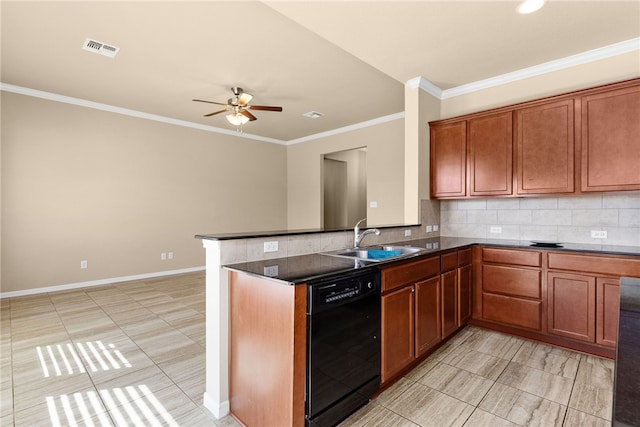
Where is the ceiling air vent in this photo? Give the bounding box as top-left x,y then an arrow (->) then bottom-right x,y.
82,38 -> 119,58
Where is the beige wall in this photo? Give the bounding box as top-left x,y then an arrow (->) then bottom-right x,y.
1,93 -> 287,293
286,118 -> 405,230
441,51 -> 640,118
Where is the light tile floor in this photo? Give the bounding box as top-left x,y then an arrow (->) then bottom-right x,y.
1,272 -> 238,427
341,326 -> 615,427
2,272 -> 615,426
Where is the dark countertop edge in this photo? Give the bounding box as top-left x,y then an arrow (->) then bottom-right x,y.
221,237 -> 640,285
194,224 -> 420,241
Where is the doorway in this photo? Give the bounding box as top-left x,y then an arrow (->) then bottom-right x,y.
322,148 -> 366,229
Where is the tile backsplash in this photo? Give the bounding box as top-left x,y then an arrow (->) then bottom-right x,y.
439,192 -> 640,247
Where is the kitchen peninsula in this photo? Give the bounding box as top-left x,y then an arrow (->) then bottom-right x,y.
196,228 -> 640,425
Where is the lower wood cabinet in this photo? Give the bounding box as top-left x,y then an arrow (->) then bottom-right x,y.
547,272 -> 596,343
415,276 -> 441,357
596,277 -> 620,348
474,247 -> 639,356
381,249 -> 473,385
381,285 -> 415,383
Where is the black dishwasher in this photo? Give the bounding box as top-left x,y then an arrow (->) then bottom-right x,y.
306,269 -> 381,427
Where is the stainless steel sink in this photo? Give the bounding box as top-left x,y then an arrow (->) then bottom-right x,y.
322,245 -> 424,262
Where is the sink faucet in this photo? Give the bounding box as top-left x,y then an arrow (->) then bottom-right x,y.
354,218 -> 381,248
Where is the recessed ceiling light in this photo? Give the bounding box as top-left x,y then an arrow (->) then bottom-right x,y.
303,111 -> 324,119
518,0 -> 545,14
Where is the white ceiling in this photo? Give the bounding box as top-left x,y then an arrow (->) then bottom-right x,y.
2,1 -> 639,143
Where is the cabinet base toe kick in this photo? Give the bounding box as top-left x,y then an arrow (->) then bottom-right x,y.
469,319 -> 616,359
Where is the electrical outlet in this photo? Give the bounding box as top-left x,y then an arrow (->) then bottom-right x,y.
263,265 -> 279,277
404,229 -> 411,237
161,253 -> 167,260
369,201 -> 378,208
591,230 -> 607,239
264,241 -> 279,253
490,226 -> 502,234
433,225 -> 439,232
426,225 -> 433,233
80,260 -> 88,269
168,252 -> 174,260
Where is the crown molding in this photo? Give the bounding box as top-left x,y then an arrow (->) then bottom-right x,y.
406,76 -> 443,98
286,112 -> 405,145
0,83 -> 287,145
410,37 -> 640,100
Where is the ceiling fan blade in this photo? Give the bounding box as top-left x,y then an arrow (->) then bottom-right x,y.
193,99 -> 228,106
237,92 -> 253,107
249,105 -> 283,112
204,109 -> 227,117
240,109 -> 258,121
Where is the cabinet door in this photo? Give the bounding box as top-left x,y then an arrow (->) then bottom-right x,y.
415,276 -> 441,357
515,99 -> 575,194
581,85 -> 640,192
596,277 -> 620,348
381,285 -> 415,383
430,121 -> 467,198
457,264 -> 473,325
468,112 -> 513,196
441,270 -> 458,338
547,272 -> 595,343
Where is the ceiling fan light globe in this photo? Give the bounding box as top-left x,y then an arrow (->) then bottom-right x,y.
238,92 -> 253,106
226,112 -> 250,126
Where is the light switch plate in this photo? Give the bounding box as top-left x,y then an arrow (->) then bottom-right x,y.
426,225 -> 433,232
404,230 -> 411,237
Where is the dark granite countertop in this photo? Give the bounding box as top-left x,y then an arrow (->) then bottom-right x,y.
613,277 -> 640,426
223,236 -> 640,285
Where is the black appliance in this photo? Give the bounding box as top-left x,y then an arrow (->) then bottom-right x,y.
305,269 -> 381,427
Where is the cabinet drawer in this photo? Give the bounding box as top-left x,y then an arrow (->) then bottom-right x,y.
382,256 -> 440,292
548,252 -> 640,277
483,247 -> 541,267
441,251 -> 458,272
483,293 -> 542,331
458,248 -> 472,266
483,265 -> 541,299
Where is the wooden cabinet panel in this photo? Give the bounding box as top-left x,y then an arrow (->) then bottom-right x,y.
458,247 -> 472,266
229,272 -> 306,427
581,85 -> 640,192
441,269 -> 458,338
482,264 -> 541,299
381,286 -> 415,383
482,293 -> 542,331
457,264 -> 472,325
468,112 -> 513,196
415,276 -> 441,357
515,99 -> 575,194
441,251 -> 458,272
382,256 -> 440,292
431,121 -> 467,198
548,252 -> 640,277
482,247 -> 541,267
547,272 -> 596,343
596,277 -> 620,348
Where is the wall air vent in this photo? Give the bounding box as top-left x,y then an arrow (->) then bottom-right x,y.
82,38 -> 119,58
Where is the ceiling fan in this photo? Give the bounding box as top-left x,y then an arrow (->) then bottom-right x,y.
193,87 -> 283,127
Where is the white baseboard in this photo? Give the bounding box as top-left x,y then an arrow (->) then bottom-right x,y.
203,392 -> 230,419
0,266 -> 205,299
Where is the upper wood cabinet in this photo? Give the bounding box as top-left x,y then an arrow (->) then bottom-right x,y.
430,121 -> 467,198
468,112 -> 513,196
581,84 -> 640,192
429,78 -> 640,199
515,99 -> 575,195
